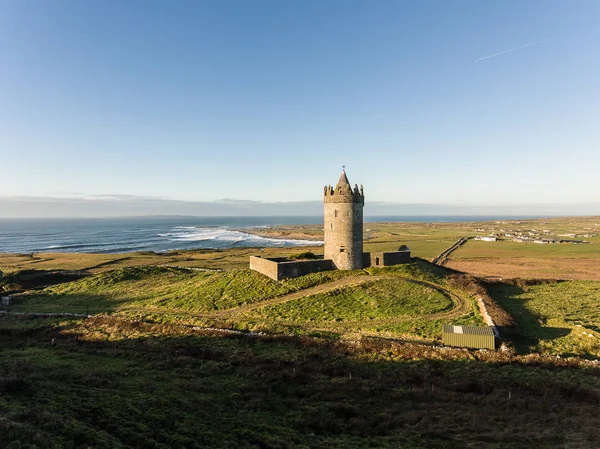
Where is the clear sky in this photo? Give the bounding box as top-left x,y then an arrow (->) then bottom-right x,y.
1,0 -> 599,209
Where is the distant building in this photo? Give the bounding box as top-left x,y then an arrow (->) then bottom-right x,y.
250,170 -> 411,280
475,236 -> 497,242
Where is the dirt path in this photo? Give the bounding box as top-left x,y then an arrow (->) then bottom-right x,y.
210,274 -> 471,323
209,275 -> 392,318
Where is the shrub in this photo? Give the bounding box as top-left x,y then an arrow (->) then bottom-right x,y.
287,252 -> 318,261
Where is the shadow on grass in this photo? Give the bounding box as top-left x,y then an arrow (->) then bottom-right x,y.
486,281 -> 571,353
1,315 -> 600,449
7,292 -> 139,315
0,269 -> 91,292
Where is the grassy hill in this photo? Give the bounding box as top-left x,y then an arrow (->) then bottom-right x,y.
6,260 -> 483,341
8,266 -> 360,313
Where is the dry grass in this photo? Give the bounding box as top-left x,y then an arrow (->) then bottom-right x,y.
446,257 -> 600,281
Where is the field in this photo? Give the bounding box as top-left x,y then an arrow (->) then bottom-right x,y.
2,216 -> 600,447
442,217 -> 600,280
0,247 -> 308,274
446,240 -> 600,280
1,315 -> 600,448
4,260 -> 482,342
487,279 -> 600,358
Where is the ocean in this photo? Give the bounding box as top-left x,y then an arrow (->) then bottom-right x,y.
0,215 -> 534,254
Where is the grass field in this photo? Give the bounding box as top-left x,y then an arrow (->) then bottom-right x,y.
487,279 -> 600,358
2,217 -> 600,447
4,260 -> 482,342
7,267 -> 360,314
2,314 -> 600,449
446,240 -> 600,280
259,279 -> 452,322
439,217 -> 600,280
0,247 -> 323,274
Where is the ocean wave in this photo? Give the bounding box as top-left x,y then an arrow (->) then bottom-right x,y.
160,227 -> 322,247
0,219 -> 324,254
38,243 -> 109,251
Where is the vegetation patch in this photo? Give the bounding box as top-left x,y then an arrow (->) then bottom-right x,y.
259,279 -> 452,322
10,267 -> 360,315
488,279 -> 600,357
287,251 -> 318,260
1,314 -> 600,448
0,269 -> 88,292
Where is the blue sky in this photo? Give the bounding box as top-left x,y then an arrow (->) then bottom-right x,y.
1,0 -> 599,210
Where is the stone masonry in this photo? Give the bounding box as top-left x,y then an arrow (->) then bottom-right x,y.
323,170 -> 364,270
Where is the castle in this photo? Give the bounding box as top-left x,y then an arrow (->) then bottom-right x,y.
250,169 -> 410,280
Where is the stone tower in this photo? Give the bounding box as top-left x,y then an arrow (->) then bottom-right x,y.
323,169 -> 364,270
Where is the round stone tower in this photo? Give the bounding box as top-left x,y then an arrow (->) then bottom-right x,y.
323,169 -> 364,270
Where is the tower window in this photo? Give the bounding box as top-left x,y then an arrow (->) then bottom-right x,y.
334,210 -> 338,218
340,246 -> 346,253
330,223 -> 333,230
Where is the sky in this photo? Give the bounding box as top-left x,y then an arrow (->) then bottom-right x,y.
1,0 -> 599,216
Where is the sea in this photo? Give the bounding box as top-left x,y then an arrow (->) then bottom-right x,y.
0,215 -> 534,254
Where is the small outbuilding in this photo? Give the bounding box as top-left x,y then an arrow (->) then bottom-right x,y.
443,324 -> 495,350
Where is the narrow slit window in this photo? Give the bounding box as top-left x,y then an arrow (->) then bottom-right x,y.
330,223 -> 333,230
334,210 -> 338,218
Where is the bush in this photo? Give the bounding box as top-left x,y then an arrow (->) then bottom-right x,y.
287,252 -> 318,261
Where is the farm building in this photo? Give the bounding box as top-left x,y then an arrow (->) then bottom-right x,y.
443,324 -> 495,350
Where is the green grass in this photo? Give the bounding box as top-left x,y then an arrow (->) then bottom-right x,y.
2,315 -> 600,449
452,240 -> 600,259
369,308 -> 484,340
9,266 -> 361,314
487,280 -> 600,357
6,261 -> 482,342
232,262 -> 483,340
259,279 -> 452,322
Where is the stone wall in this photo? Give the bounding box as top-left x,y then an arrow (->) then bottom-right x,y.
366,251 -> 411,267
249,256 -> 280,280
278,259 -> 334,280
249,256 -> 335,281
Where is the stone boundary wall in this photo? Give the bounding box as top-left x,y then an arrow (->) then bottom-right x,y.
476,297 -> 500,337
432,237 -> 470,266
249,256 -> 335,281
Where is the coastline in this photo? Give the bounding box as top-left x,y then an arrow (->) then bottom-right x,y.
234,224 -> 324,242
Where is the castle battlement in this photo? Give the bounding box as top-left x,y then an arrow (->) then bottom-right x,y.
323,170 -> 364,204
